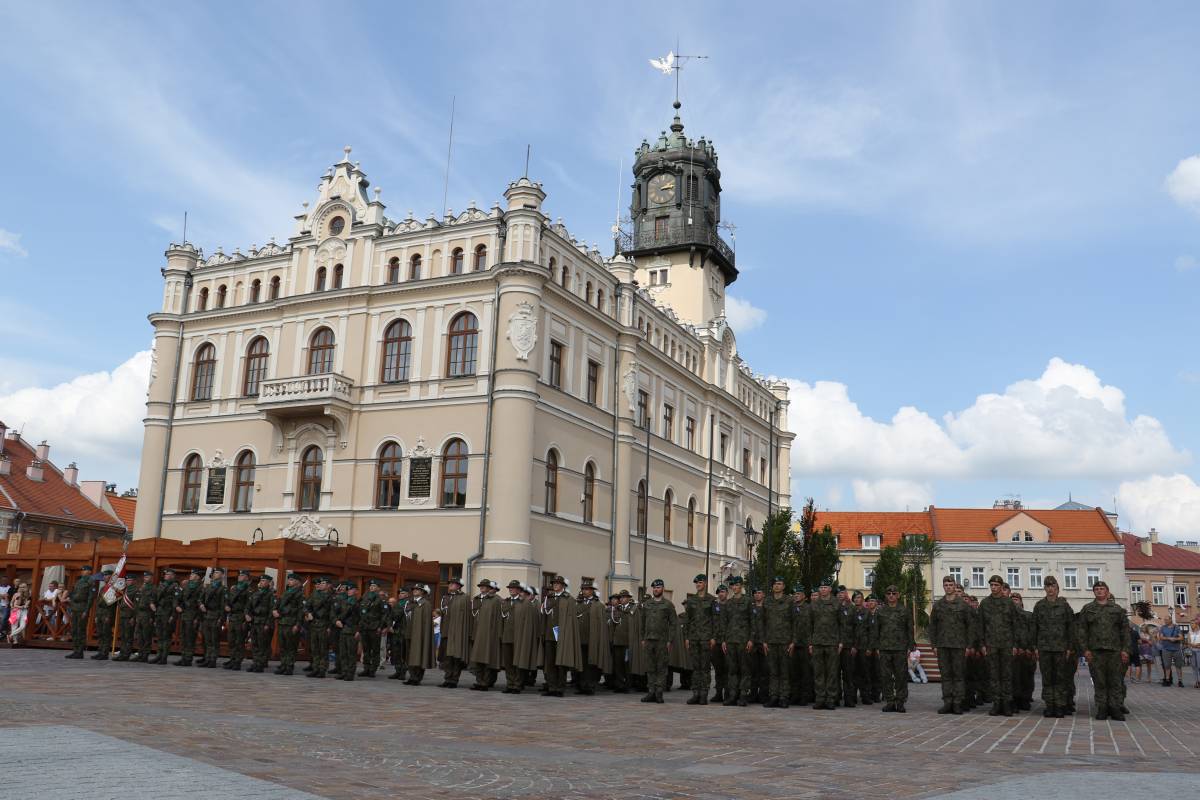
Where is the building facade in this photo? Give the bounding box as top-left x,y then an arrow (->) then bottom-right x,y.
1122,529 -> 1200,623
132,107 -> 794,597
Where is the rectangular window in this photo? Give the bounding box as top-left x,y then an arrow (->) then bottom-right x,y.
971,567 -> 985,589
685,416 -> 696,450
949,566 -> 962,586
440,563 -> 463,588
861,534 -> 881,550
742,447 -> 751,475
719,433 -> 728,462
1176,585 -> 1188,607
1086,567 -> 1101,589
1028,567 -> 1042,590
637,390 -> 649,430
1129,583 -> 1143,603
548,341 -> 564,389
1063,568 -> 1078,590
662,404 -> 674,441
760,457 -> 767,484
654,216 -> 669,241
1152,584 -> 1165,605
1007,567 -> 1021,589
864,568 -> 875,588
586,360 -> 600,405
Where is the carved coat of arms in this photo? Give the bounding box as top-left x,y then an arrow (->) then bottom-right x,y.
506,301 -> 538,361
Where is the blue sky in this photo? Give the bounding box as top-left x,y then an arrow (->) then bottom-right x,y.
2,1 -> 1199,538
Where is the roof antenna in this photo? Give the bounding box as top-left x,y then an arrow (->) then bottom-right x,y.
441,95 -> 456,217
612,157 -> 623,256
523,144 -> 531,179
182,211 -> 188,244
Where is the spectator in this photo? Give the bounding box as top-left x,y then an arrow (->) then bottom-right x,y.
7,583 -> 31,645
1189,619 -> 1200,689
39,580 -> 60,636
1158,619 -> 1185,687
1137,627 -> 1155,683
0,575 -> 11,639
1127,620 -> 1141,680
907,645 -> 928,683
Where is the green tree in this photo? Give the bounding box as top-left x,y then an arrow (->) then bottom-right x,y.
794,499 -> 840,592
749,507 -> 796,590
898,534 -> 940,629
870,545 -> 905,598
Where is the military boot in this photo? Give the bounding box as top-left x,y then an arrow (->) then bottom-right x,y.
778,698 -> 788,709
654,690 -> 664,703
1001,701 -> 1013,717
952,701 -> 964,715
1043,705 -> 1055,718
641,691 -> 657,703
1095,707 -> 1109,721
710,688 -> 724,703
938,700 -> 954,714
882,702 -> 895,712
1109,709 -> 1126,722
723,691 -> 738,707
686,690 -> 701,705
113,654 -> 130,662
90,652 -> 107,660
988,702 -> 1002,716
896,702 -> 906,713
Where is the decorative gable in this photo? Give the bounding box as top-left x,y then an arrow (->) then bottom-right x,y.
994,511 -> 1050,544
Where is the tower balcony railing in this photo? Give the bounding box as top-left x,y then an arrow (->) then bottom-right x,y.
256,373 -> 353,417
619,222 -> 735,267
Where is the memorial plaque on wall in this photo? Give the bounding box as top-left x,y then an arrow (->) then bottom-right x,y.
408,457 -> 432,498
206,467 -> 227,504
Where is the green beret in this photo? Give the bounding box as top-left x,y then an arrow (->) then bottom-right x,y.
728,575 -> 743,585
650,578 -> 665,588
716,584 -> 728,593
693,574 -> 707,583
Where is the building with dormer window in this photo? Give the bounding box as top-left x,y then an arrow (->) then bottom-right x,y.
132,107 -> 793,596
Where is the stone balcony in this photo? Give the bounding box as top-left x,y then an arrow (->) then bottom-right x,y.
256,373 -> 353,420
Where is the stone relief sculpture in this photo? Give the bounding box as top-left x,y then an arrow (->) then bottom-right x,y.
279,514 -> 330,544
506,301 -> 538,361
622,362 -> 640,413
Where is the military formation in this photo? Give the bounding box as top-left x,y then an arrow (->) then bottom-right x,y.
57,565 -> 1132,718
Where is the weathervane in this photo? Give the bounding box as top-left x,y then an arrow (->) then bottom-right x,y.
649,41 -> 708,105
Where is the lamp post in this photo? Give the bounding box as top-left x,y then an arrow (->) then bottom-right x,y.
833,558 -> 843,587
744,523 -> 761,583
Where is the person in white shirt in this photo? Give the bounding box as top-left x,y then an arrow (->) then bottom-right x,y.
40,581 -> 60,637
908,645 -> 928,683
1189,618 -> 1200,689
0,576 -> 11,638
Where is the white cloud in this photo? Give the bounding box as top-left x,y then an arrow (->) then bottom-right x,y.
1117,474 -> 1200,539
787,357 -> 1189,492
1175,255 -> 1199,273
725,295 -> 768,332
0,351 -> 150,489
851,479 -> 933,512
1166,155 -> 1200,215
0,228 -> 27,258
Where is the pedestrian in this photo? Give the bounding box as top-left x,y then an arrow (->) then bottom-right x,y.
1078,580 -> 1130,721
114,572 -> 140,661
1136,626 -> 1155,683
6,583 -> 31,645
1188,618 -> 1200,689
0,575 -> 11,640
357,577 -> 386,677
756,576 -> 793,709
91,568 -> 118,660
151,567 -> 181,664
386,587 -> 410,681
789,584 -> 814,706
711,584 -> 729,703
334,582 -> 360,681
133,571 -> 155,662
174,568 -> 203,666
1157,618 -> 1185,687
639,578 -> 676,704
576,578 -> 610,695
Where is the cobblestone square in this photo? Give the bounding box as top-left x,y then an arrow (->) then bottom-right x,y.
1,649 -> 1198,799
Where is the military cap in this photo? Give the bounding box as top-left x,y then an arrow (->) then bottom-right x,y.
189,567 -> 203,577
884,585 -> 899,593
866,594 -> 878,602
260,574 -> 274,582
819,578 -> 832,587
988,574 -> 1004,584
716,584 -> 728,593
551,575 -> 567,586
650,578 -> 665,588
238,569 -> 251,576
1043,575 -> 1058,587
728,575 -> 743,585
477,578 -> 491,588
447,576 -> 464,587
837,584 -> 846,592
211,566 -> 225,574
527,585 -> 539,596
751,586 -> 764,594
609,593 -> 620,601
287,573 -> 301,582
141,571 -> 154,577
101,568 -> 114,576
693,573 -> 707,583
412,584 -> 429,594
852,590 -> 864,600
771,575 -> 785,585
162,567 -> 176,574
1092,579 -> 1109,590
507,579 -> 523,588
618,589 -> 632,598
315,575 -> 331,584
580,578 -> 597,590
365,577 -> 379,587
793,583 -> 805,594
80,564 -> 93,572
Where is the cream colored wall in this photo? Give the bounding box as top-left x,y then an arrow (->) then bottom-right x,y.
935,546 -> 1128,611
994,514 -> 1051,544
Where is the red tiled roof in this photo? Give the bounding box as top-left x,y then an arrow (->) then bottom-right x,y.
0,432 -> 125,530
813,511 -> 934,550
929,507 -> 1120,544
1122,533 -> 1200,572
105,492 -> 137,530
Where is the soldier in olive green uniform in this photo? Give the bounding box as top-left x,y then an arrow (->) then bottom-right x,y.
929,576 -> 973,714
640,578 -> 676,704
1032,575 -> 1075,717
1011,592 -> 1036,710
683,574 -> 716,705
963,593 -> 986,709
133,571 -> 155,661
65,564 -> 95,659
978,574 -> 1018,716
856,593 -> 879,704
245,574 -> 276,673
152,568 -> 181,664
115,572 -> 142,661
91,568 -> 117,660
720,576 -> 753,706
328,582 -> 347,675
198,568 -> 226,668
749,587 -> 768,702
304,576 -> 333,678
274,573 -> 305,675
754,577 -> 794,708
608,589 -> 633,693
808,581 -> 843,710
174,567 -> 203,666
1078,580 -> 1130,721
387,587 -> 410,680
358,577 -> 386,677
875,585 -> 914,712
710,584 -> 729,702
223,569 -> 252,670
335,582 -> 361,681
837,589 -> 860,707
789,585 -> 813,706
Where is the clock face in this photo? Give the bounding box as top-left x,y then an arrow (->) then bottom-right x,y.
648,173 -> 676,205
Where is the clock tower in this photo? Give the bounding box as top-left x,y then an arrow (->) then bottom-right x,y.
623,101 -> 737,326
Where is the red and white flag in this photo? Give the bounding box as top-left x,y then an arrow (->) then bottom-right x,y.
101,555 -> 127,606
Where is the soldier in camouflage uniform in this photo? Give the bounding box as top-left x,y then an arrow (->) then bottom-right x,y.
65,564 -> 95,659
683,574 -> 716,705
223,569 -> 252,670
753,577 -> 793,708
929,576 -> 973,714
133,571 -> 155,662
274,573 -> 305,675
197,567 -> 226,668
837,588 -> 860,707
640,578 -> 676,704
857,593 -> 880,704
1011,592 -> 1036,710
1032,575 -> 1075,717
304,576 -> 333,678
809,580 -> 843,710
358,577 -> 386,677
963,592 -> 986,709
335,582 -> 361,681
710,584 -> 729,703
114,572 -> 142,661
978,574 -> 1018,716
245,574 -> 276,673
875,585 -> 915,712
789,584 -> 813,706
329,581 -> 348,675
749,587 -> 767,703
91,568 -> 116,660
1078,580 -> 1130,721
174,567 -> 203,666
151,567 -> 181,664
720,576 -> 753,706
387,587 -> 410,680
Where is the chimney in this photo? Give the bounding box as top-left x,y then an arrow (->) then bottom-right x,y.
27,459 -> 44,482
1140,534 -> 1153,558
63,462 -> 79,486
0,454 -> 9,477
0,423 -> 6,454
36,440 -> 50,461
1149,527 -> 1159,544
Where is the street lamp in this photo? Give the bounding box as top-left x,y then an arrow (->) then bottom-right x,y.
833,558 -> 843,585
744,523 -> 761,582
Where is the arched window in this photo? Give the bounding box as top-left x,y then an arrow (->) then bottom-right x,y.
180,454 -> 203,513
380,319 -> 412,383
450,247 -> 464,275
197,287 -> 209,311
375,442 -> 403,509
249,279 -> 261,304
439,439 -> 468,508
409,253 -> 422,280
307,328 -> 335,375
233,451 -> 255,512
473,244 -> 487,271
333,263 -> 344,289
688,498 -> 697,548
544,450 -> 559,515
216,284 -> 227,308
315,266 -> 327,292
663,489 -> 673,542
636,480 -> 647,536
596,288 -> 605,313
585,281 -> 593,303
191,343 -> 216,400
242,337 -> 269,396
269,276 -> 281,300
298,446 -> 323,511
583,462 -> 595,524
446,312 -> 478,377
561,264 -> 570,290
387,257 -> 400,284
